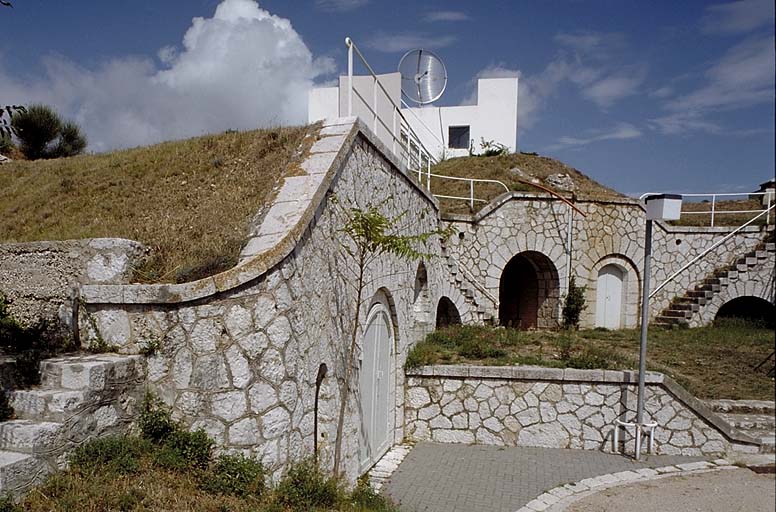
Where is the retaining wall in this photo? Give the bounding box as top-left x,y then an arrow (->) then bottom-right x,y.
405,365 -> 759,457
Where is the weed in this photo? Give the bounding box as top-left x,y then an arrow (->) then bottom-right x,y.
350,476 -> 398,511
0,494 -> 21,512
139,336 -> 163,357
69,436 -> 151,476
273,458 -> 343,509
200,454 -> 266,498
153,429 -> 213,470
138,393 -> 177,443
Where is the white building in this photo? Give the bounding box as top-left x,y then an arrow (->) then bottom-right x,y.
308,72 -> 518,161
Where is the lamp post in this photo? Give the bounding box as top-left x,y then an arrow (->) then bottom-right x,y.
635,193 -> 682,459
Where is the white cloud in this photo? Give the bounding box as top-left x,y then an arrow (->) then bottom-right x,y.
365,32 -> 457,53
649,86 -> 674,99
424,11 -> 470,22
315,0 -> 368,12
580,67 -> 646,107
701,0 -> 775,34
545,123 -> 642,151
0,0 -> 334,152
648,112 -> 722,135
666,36 -> 774,113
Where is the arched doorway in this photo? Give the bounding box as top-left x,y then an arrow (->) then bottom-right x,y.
412,263 -> 431,329
358,302 -> 394,472
436,297 -> 461,328
595,264 -> 624,329
499,251 -> 560,329
715,296 -> 775,327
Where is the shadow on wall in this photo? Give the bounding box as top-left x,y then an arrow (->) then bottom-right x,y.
499,251 -> 560,329
436,297 -> 461,329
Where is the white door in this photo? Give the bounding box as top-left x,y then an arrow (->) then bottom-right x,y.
358,305 -> 393,472
596,265 -> 624,329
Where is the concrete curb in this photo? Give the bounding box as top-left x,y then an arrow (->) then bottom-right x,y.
367,443 -> 414,491
515,458 -> 737,512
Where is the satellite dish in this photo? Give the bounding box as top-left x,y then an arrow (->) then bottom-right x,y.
398,49 -> 447,105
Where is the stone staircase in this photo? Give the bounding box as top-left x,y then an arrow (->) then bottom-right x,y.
655,238 -> 775,327
706,399 -> 775,454
0,353 -> 145,496
440,240 -> 497,324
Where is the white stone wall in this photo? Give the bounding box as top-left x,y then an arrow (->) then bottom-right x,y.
442,195 -> 768,327
79,120 -> 452,481
405,366 -> 758,457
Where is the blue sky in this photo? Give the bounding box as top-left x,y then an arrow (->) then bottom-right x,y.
1,0 -> 773,195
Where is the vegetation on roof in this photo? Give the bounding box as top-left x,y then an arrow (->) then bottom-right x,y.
428,152 -> 625,215
0,124 -> 318,283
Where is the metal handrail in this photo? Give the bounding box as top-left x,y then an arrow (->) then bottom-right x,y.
639,191 -> 773,226
345,37 -> 436,180
420,171 -> 509,210
400,97 -> 444,150
650,204 -> 775,298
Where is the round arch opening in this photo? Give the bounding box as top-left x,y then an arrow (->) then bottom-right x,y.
715,296 -> 774,328
499,251 -> 560,329
436,297 -> 461,329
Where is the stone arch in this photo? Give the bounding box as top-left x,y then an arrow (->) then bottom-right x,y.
435,296 -> 462,328
715,296 -> 775,327
695,271 -> 775,328
587,254 -> 641,329
499,251 -> 560,329
411,263 -> 432,337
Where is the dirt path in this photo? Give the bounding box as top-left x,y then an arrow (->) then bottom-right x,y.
565,468 -> 775,512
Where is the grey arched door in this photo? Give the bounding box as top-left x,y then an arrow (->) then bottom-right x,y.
358,304 -> 393,472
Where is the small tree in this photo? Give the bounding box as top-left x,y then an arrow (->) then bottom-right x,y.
562,275 -> 586,329
331,199 -> 450,477
11,104 -> 86,160
0,105 -> 25,154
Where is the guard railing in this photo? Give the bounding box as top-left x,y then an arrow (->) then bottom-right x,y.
639,191 -> 773,227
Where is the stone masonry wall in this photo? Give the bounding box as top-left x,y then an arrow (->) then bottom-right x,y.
77,119 -> 457,481
405,366 -> 758,457
0,238 -> 146,329
442,195 -> 768,327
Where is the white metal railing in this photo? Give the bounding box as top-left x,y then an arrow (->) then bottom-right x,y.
650,204 -> 776,298
345,37 -> 435,178
639,191 -> 774,227
345,36 -> 510,211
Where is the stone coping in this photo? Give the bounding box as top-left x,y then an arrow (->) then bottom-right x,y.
406,365 -> 760,447
80,117 -> 438,306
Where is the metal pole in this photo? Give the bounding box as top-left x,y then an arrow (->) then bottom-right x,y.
565,202 -> 573,292
767,193 -> 772,225
635,218 -> 653,460
710,195 -> 716,227
470,180 -> 474,211
373,77 -> 378,133
346,38 -> 353,117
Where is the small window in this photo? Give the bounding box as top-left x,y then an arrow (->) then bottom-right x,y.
448,126 -> 470,149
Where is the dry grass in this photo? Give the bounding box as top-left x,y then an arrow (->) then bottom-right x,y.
0,125 -> 317,283
429,152 -> 625,215
672,198 -> 770,227
407,321 -> 775,400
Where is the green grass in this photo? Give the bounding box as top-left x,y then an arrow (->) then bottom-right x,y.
406,320 -> 775,400
12,397 -> 396,512
0,125 -> 318,283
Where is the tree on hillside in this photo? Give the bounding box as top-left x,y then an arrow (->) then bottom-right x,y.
11,104 -> 87,160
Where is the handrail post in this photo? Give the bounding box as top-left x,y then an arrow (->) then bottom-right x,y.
346,38 -> 353,117
392,108 -> 396,155
768,193 -> 772,225
710,194 -> 716,227
372,76 -> 378,134
470,180 -> 474,211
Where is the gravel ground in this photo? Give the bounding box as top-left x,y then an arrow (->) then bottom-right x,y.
565,468 -> 775,512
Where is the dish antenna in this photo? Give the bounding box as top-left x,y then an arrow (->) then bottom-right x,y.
398,49 -> 447,105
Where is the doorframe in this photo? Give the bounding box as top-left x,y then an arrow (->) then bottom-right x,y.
595,263 -> 625,329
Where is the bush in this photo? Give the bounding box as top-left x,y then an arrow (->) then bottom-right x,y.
138,394 -> 177,443
562,276 -> 587,329
0,389 -> 14,422
69,436 -> 150,476
0,133 -> 13,155
11,104 -> 86,160
0,493 -> 22,512
153,429 -> 213,470
350,476 -> 397,511
273,458 -> 342,509
200,454 -> 266,497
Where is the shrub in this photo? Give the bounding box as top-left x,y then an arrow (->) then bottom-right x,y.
273,458 -> 342,509
0,493 -> 22,512
200,454 -> 266,497
153,429 -> 213,470
562,276 -> 587,329
350,476 -> 397,511
11,104 -> 86,160
138,394 -> 177,443
0,389 -> 13,422
0,133 -> 13,155
69,436 -> 150,476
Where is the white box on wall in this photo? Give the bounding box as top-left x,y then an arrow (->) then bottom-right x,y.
644,194 -> 683,221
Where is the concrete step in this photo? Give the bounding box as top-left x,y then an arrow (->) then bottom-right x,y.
765,242 -> 775,252
654,316 -> 687,327
725,270 -> 739,280
735,263 -> 748,272
687,290 -> 713,299
9,389 -> 88,422
664,309 -> 692,318
0,449 -> 52,496
706,399 -> 775,415
39,354 -> 143,391
721,413 -> 776,431
0,420 -> 64,454
696,283 -> 721,293
672,302 -> 699,312
755,250 -> 768,259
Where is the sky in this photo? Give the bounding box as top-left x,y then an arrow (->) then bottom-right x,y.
0,0 -> 773,196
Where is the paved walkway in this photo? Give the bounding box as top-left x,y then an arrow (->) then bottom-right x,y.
383,443 -> 705,512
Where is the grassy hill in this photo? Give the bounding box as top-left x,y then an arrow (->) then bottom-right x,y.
0,125 -> 317,283
429,152 -> 625,215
